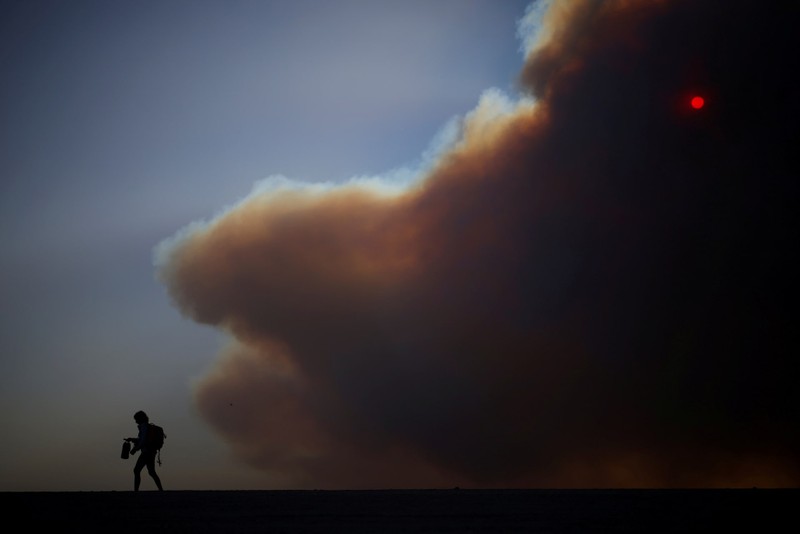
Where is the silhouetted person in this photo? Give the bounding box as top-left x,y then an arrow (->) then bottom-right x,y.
125,410 -> 164,491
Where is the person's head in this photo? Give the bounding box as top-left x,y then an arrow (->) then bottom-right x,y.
133,410 -> 149,424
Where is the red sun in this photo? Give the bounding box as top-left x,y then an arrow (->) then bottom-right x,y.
690,96 -> 705,109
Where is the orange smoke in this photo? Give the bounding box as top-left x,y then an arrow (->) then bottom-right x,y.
156,0 -> 798,488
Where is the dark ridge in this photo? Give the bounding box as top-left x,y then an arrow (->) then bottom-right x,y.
4,488 -> 797,533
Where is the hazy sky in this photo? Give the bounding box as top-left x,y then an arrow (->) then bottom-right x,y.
0,0 -> 531,491
2,0 -> 797,492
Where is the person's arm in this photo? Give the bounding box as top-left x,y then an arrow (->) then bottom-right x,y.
130,425 -> 146,454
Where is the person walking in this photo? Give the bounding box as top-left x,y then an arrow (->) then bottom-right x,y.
125,410 -> 164,491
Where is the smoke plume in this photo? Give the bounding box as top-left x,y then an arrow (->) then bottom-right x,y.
155,0 -> 798,488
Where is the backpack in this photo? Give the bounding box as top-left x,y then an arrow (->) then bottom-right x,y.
145,423 -> 166,464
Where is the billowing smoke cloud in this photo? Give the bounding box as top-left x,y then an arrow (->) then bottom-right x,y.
155,0 -> 798,488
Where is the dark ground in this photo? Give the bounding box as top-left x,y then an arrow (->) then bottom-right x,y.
5,489 -> 797,533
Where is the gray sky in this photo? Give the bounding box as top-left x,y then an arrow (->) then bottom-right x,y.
5,0 -> 795,492
0,0 -> 532,491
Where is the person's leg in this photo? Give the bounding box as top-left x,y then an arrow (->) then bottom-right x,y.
145,452 -> 164,491
133,454 -> 146,491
